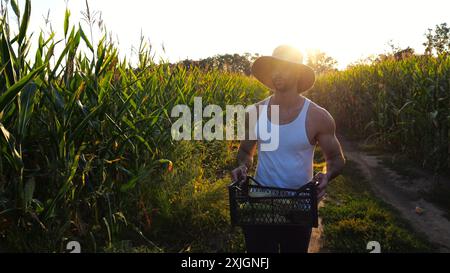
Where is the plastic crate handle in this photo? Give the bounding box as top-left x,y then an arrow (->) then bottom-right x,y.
246,175 -> 262,186
247,175 -> 317,192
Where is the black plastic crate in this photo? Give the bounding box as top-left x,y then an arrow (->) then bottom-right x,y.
228,176 -> 318,228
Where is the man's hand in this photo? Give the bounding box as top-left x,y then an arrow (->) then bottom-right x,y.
313,172 -> 329,200
231,165 -> 248,184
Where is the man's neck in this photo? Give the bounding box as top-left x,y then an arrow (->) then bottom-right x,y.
271,90 -> 303,108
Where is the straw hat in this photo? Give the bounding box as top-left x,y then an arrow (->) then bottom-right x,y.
251,45 -> 315,92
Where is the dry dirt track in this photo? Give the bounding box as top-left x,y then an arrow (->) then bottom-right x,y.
337,134 -> 450,252
307,201 -> 325,253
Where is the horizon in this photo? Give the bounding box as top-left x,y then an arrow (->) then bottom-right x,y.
7,0 -> 450,69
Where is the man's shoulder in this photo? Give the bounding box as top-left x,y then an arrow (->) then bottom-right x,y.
253,96 -> 270,108
308,99 -> 335,133
245,96 -> 270,114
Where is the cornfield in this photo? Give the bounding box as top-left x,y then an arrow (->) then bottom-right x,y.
1,0 -> 449,253
307,55 -> 450,174
0,0 -> 267,252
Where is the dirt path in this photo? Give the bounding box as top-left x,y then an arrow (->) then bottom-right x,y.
308,200 -> 325,253
338,134 -> 450,252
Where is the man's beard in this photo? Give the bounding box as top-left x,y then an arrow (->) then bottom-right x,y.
273,78 -> 296,92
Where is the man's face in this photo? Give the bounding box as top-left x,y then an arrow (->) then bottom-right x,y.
271,62 -> 298,92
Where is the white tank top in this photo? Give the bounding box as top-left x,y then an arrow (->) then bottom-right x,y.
254,95 -> 315,189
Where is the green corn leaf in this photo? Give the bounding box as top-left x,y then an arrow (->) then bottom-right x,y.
10,0 -> 20,18
64,8 -> 70,38
0,122 -> 22,169
0,29 -> 16,86
120,176 -> 138,192
95,43 -> 106,74
44,41 -> 57,64
0,65 -> 45,113
24,177 -> 36,205
68,104 -> 105,142
50,38 -> 74,79
17,82 -> 37,140
18,0 -> 31,45
79,24 -> 94,53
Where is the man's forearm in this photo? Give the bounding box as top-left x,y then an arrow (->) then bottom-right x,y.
324,155 -> 346,181
237,149 -> 253,170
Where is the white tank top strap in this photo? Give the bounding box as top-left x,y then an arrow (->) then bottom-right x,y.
298,97 -> 311,127
261,95 -> 311,128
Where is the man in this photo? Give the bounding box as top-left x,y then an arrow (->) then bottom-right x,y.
231,45 -> 346,253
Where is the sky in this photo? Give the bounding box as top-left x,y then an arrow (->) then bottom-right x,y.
9,0 -> 450,69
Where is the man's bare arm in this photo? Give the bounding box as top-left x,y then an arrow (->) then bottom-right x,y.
231,108 -> 257,182
237,108 -> 257,169
315,109 -> 346,182
237,139 -> 257,170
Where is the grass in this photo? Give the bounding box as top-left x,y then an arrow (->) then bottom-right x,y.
318,157 -> 435,252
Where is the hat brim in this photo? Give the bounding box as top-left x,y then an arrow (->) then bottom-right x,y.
251,56 -> 316,93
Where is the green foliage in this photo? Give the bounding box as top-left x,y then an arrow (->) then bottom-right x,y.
307,54 -> 450,174
136,140 -> 247,253
424,23 -> 450,56
0,0 -> 267,252
178,53 -> 260,76
306,49 -> 338,74
322,198 -> 431,252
